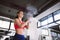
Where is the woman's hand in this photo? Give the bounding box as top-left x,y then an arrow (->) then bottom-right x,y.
25,20 -> 29,25
25,20 -> 29,29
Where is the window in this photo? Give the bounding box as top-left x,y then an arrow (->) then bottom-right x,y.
38,9 -> 60,28
10,22 -> 15,30
40,14 -> 53,26
56,21 -> 60,24
0,20 -> 10,29
47,14 -> 53,23
41,20 -> 48,26
41,25 -> 48,28
40,17 -> 48,26
54,10 -> 60,21
48,23 -> 57,27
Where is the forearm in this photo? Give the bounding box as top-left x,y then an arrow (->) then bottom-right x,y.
26,23 -> 29,29
18,22 -> 28,28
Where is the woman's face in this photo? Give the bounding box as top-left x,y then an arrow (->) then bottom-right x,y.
18,11 -> 24,18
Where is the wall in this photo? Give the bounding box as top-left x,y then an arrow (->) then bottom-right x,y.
27,17 -> 38,40
1,2 -> 60,40
23,17 -> 42,40
35,2 -> 60,20
34,2 -> 60,40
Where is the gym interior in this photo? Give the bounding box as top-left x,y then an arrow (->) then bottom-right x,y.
0,0 -> 60,40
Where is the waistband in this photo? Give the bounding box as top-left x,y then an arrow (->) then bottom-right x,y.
15,33 -> 24,36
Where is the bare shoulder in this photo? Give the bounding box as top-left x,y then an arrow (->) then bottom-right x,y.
14,18 -> 18,22
15,18 -> 18,21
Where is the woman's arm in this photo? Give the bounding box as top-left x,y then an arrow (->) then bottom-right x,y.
14,19 -> 29,28
25,22 -> 29,29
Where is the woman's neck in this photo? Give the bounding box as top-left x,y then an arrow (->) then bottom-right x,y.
18,17 -> 22,21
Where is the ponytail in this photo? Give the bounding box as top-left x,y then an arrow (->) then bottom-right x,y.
15,15 -> 18,18
15,10 -> 21,18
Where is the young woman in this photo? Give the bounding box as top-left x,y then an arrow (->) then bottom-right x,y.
13,10 -> 29,40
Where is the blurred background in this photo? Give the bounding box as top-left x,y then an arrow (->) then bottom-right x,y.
0,0 -> 60,40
